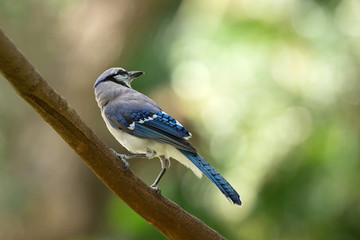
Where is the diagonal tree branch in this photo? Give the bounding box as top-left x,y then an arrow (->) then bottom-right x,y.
0,28 -> 225,240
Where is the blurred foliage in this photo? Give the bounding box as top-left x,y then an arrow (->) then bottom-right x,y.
1,0 -> 360,239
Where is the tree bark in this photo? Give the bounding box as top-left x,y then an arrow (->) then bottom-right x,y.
0,28 -> 225,240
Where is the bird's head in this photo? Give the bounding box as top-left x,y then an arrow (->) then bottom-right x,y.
94,67 -> 144,88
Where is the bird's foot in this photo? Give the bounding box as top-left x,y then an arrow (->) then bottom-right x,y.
150,184 -> 161,194
110,148 -> 130,170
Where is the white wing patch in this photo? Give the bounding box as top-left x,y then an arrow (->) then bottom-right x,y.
127,113 -> 158,130
183,134 -> 192,141
138,114 -> 158,124
128,122 -> 135,130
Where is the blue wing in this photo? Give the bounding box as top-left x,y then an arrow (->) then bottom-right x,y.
104,104 -> 196,153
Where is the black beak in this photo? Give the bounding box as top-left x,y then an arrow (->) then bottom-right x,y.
129,71 -> 144,79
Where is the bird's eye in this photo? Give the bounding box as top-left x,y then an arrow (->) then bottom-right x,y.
117,69 -> 127,75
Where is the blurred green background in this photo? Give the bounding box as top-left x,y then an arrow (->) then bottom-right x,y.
1,0 -> 360,239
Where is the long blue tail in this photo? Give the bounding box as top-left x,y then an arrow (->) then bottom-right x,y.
179,150 -> 242,206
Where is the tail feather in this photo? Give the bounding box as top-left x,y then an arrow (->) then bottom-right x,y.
179,150 -> 242,206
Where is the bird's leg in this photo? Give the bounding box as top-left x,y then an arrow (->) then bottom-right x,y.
110,148 -> 131,170
110,148 -> 156,170
111,148 -> 156,159
150,156 -> 171,193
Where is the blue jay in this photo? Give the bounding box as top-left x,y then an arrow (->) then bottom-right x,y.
94,67 -> 241,206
